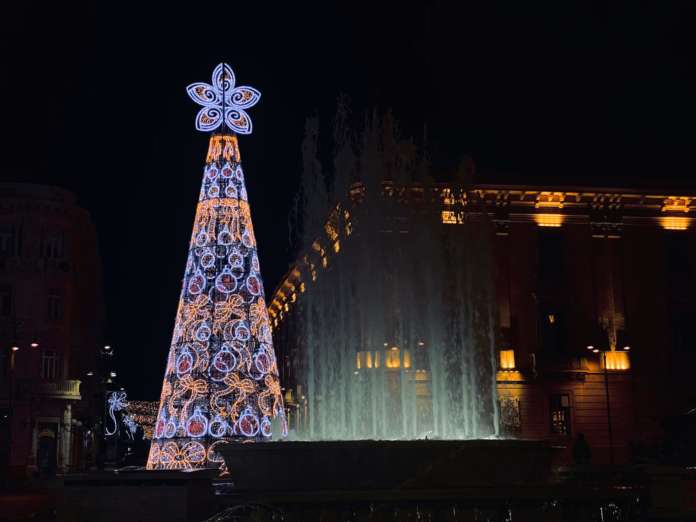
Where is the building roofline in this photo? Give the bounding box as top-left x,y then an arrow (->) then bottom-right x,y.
0,182 -> 78,205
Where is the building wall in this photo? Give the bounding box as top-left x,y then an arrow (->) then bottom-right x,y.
270,184 -> 696,465
0,183 -> 104,476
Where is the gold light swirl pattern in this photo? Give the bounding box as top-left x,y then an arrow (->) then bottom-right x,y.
147,134 -> 286,470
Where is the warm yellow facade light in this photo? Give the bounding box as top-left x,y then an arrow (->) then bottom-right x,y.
499,349 -> 515,370
441,210 -> 458,224
356,351 -> 381,369
660,216 -> 690,231
385,347 -> 400,368
535,192 -> 565,209
535,213 -> 564,227
661,196 -> 691,213
356,347 -> 413,370
601,350 -> 630,371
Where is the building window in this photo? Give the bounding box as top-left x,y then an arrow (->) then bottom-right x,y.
47,292 -> 63,321
550,393 -> 571,436
0,286 -> 12,317
665,232 -> 690,274
41,350 -> 60,380
538,229 -> 564,287
0,225 -> 16,256
41,234 -> 64,259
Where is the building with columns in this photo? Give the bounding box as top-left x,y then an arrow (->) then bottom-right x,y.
0,183 -> 104,476
270,180 -> 696,464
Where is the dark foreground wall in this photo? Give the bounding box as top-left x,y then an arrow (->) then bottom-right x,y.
59,470 -> 217,522
221,439 -> 552,492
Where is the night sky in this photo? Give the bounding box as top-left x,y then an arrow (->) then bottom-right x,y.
1,3 -> 695,398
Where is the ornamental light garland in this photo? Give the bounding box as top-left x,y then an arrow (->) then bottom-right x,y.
147,63 -> 286,471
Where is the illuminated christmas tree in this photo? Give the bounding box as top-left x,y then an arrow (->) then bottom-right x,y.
147,63 -> 286,470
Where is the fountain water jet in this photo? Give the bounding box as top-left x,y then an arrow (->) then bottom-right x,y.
286,114 -> 500,440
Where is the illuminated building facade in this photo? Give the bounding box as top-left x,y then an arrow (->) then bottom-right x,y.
271,180 -> 696,463
0,183 -> 104,476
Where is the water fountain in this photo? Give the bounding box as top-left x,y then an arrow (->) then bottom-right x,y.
296,188 -> 500,441
220,113 -> 551,495
280,113 -> 500,441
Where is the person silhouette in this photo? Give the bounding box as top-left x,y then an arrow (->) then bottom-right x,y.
573,433 -> 592,465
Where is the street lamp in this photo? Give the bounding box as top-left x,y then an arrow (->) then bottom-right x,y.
6,340 -> 39,468
616,329 -> 632,351
586,324 -> 615,465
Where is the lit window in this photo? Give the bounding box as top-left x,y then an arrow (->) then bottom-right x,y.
383,347 -> 411,369
499,350 -> 515,370
601,351 -> 630,371
41,350 -> 61,380
356,351 -> 381,370
550,394 -> 571,436
441,211 -> 458,224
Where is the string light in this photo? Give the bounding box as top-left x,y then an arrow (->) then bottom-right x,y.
147,64 -> 285,471
105,392 -> 127,436
186,63 -> 260,134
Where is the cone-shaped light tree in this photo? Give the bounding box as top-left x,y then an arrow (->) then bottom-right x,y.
147,63 -> 286,470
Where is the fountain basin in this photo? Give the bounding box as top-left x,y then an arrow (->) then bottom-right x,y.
221,439 -> 552,492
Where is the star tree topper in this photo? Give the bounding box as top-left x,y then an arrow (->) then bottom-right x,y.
186,63 -> 260,134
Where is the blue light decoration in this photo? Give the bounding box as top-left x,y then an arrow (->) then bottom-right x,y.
105,391 -> 128,437
186,63 -> 261,134
147,63 -> 286,470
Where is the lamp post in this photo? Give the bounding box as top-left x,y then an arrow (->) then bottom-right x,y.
586,327 -> 631,466
586,324 -> 615,465
95,344 -> 119,469
602,350 -> 614,466
6,341 -> 39,471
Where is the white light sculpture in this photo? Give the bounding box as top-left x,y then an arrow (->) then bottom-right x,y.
186,63 -> 261,134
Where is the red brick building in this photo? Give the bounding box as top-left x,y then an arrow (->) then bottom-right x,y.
269,181 -> 696,464
0,183 -> 104,476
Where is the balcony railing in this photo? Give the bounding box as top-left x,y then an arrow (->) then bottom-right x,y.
35,379 -> 82,400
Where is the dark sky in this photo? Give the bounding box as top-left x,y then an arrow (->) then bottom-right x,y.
1,2 -> 695,398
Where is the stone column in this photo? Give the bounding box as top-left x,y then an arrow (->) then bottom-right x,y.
61,404 -> 72,472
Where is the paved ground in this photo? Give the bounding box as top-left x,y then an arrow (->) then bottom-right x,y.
0,490 -> 59,521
